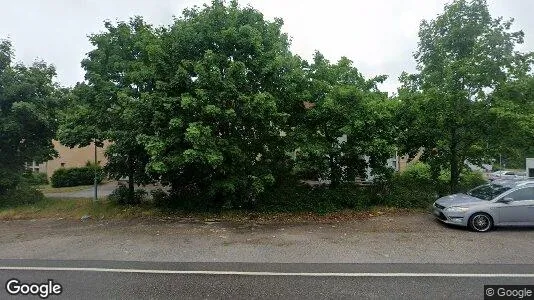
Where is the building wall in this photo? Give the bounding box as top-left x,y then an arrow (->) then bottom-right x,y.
397,150 -> 423,172
35,140 -> 109,178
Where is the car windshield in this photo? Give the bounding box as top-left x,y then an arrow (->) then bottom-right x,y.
466,184 -> 511,200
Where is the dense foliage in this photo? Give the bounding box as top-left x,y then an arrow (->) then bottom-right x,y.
57,17 -> 158,202
293,53 -> 396,187
3,0 -> 533,211
108,184 -> 148,205
50,166 -> 104,188
21,171 -> 49,186
396,0 -> 533,191
0,39 -> 60,195
0,185 -> 45,208
57,1 -> 401,208
140,1 -> 303,207
384,162 -> 487,208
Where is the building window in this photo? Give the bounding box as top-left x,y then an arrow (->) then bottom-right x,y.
61,163 -> 65,167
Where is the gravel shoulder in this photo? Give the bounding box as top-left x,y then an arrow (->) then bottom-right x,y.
1,212 -> 533,264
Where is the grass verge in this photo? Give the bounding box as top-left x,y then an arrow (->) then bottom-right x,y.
0,197 -> 423,223
0,198 -> 163,220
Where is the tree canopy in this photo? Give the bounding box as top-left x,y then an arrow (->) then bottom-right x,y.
293,52 -> 395,187
0,39 -> 61,194
58,17 -> 160,201
138,1 -> 305,206
46,0 -> 534,207
396,0 -> 533,191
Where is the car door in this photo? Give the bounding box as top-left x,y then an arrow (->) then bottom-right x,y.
496,187 -> 534,224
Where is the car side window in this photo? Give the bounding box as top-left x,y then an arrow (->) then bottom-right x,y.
505,187 -> 534,201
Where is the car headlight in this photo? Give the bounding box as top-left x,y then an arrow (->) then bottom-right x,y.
444,206 -> 469,213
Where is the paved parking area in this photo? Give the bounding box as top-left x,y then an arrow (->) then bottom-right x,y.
44,181 -> 167,198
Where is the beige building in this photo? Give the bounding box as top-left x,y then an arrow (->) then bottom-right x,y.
397,152 -> 422,172
28,140 -> 109,178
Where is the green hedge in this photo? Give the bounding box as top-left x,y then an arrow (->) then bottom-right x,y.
256,179 -> 376,214
381,162 -> 488,209
381,162 -> 437,208
0,185 -> 45,208
50,166 -> 104,188
22,171 -> 49,185
435,169 -> 487,195
144,163 -> 489,212
152,178 -> 376,213
108,185 -> 148,205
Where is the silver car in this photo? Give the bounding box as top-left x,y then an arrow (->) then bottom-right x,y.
432,180 -> 534,232
488,170 -> 526,181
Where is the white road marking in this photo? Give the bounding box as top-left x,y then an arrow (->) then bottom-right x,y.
0,266 -> 533,277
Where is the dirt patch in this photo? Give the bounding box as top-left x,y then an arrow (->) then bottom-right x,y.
2,213 -> 534,264
0,210 -> 437,244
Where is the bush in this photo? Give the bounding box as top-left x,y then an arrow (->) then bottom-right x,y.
0,185 -> 45,208
22,171 -> 49,186
438,169 -> 487,194
108,185 -> 147,205
460,170 -> 487,191
156,176 -> 375,213
163,184 -> 215,211
51,166 -> 104,188
382,163 -> 489,209
0,169 -> 22,195
399,162 -> 433,184
382,162 -> 437,208
151,189 -> 170,207
256,179 -> 375,214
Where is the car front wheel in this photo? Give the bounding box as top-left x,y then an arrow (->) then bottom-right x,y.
468,213 -> 493,232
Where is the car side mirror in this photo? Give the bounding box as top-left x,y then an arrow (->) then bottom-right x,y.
501,197 -> 514,203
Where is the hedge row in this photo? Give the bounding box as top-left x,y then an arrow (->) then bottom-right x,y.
112,162 -> 488,213
0,185 -> 45,208
50,166 -> 104,188
381,162 -> 488,208
22,171 -> 49,186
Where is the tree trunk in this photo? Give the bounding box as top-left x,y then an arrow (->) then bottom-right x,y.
128,172 -> 135,203
450,128 -> 460,193
128,156 -> 135,204
329,154 -> 340,189
430,161 -> 440,183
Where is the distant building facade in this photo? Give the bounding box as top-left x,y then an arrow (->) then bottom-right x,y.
28,140 -> 109,178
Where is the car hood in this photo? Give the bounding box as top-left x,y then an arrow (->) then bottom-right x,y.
435,193 -> 485,207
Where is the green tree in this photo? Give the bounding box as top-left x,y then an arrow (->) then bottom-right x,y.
398,0 -> 530,191
138,0 -> 305,207
58,17 -> 160,202
0,39 -> 60,194
294,52 -> 396,187
488,74 -> 534,168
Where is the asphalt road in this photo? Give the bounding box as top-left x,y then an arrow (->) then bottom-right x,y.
1,260 -> 533,299
2,215 -> 534,299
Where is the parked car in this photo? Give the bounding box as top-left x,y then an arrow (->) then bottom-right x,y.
487,170 -> 526,181
432,180 -> 534,232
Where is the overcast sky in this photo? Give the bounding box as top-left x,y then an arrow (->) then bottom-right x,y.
1,0 -> 533,94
